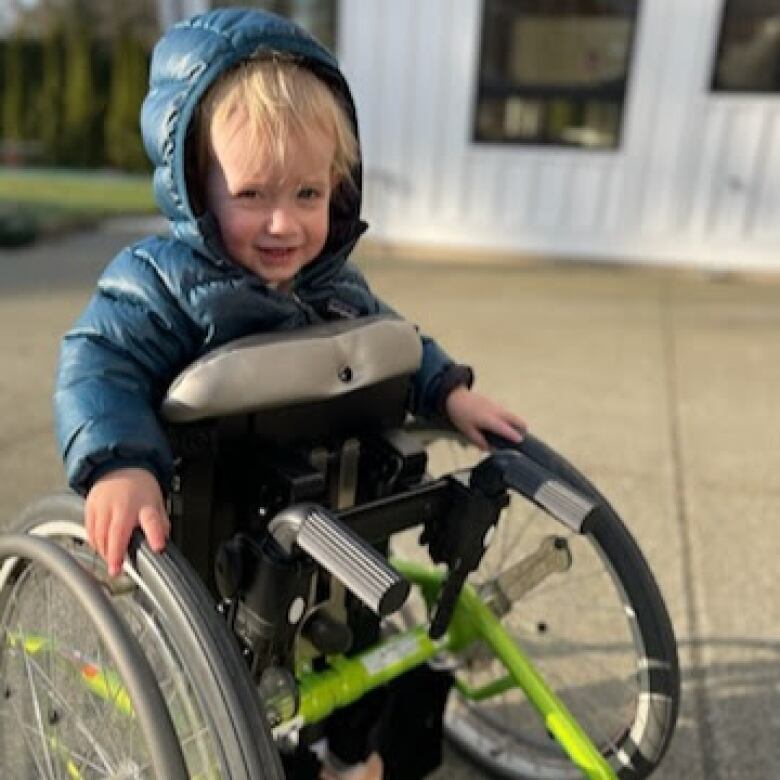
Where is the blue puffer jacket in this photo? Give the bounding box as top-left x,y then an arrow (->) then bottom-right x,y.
55,8 -> 466,494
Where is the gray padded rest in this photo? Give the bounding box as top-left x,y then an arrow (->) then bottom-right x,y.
161,317 -> 423,423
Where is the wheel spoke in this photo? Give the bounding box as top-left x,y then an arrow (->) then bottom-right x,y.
417,433 -> 679,778
13,720 -> 107,775
0,517 -> 246,778
6,683 -> 54,779
21,627 -> 58,779
17,638 -> 117,772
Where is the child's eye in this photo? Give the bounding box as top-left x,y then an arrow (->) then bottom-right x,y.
298,187 -> 322,201
236,189 -> 260,200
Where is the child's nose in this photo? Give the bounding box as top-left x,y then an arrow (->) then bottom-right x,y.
267,206 -> 296,235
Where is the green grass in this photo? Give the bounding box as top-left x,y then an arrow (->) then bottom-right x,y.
0,168 -> 156,235
0,168 -> 155,212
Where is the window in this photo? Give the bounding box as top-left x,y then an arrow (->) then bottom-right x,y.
712,0 -> 780,93
212,0 -> 338,52
474,0 -> 640,149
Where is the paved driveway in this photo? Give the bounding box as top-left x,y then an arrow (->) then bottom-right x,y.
1,223 -> 779,778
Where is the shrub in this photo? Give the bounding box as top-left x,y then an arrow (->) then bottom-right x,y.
0,207 -> 38,248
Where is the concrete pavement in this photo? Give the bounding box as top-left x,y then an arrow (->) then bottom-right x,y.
1,223 -> 779,778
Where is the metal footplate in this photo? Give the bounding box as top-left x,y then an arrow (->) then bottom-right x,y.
268,503 -> 410,617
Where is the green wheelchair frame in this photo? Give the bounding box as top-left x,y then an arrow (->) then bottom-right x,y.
1,428 -> 679,779
0,308 -> 680,780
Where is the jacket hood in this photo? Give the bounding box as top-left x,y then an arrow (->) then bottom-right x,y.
140,8 -> 366,275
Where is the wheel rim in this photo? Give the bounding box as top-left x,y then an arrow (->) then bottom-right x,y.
445,527 -> 642,778
0,521 -> 223,779
396,435 -> 655,779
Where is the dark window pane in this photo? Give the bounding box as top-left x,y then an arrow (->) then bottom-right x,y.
474,0 -> 640,148
210,0 -> 338,52
712,0 -> 780,92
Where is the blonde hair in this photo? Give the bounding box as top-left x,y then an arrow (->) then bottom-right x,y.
191,56 -> 358,207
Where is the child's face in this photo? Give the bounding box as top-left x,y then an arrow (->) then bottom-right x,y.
205,111 -> 334,286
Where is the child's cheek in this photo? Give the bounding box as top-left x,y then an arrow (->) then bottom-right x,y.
224,210 -> 258,246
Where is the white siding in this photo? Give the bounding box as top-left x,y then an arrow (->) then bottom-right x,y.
157,0 -> 208,28
753,109 -> 780,240
339,0 -> 780,270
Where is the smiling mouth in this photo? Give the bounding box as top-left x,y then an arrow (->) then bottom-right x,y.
258,247 -> 296,261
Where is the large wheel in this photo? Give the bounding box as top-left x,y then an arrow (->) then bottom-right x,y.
0,493 -> 284,780
0,532 -> 187,779
397,429 -> 680,780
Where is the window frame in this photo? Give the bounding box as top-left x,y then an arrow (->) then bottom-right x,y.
710,0 -> 780,95
209,0 -> 339,53
471,0 -> 642,150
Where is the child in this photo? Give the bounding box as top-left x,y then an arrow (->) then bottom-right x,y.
54,8 -> 524,779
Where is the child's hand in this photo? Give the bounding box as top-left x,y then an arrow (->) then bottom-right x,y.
445,386 -> 527,451
85,468 -> 170,577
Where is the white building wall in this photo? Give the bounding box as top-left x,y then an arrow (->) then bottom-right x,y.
339,0 -> 780,271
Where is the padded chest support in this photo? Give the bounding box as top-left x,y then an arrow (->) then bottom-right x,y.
161,317 -> 423,423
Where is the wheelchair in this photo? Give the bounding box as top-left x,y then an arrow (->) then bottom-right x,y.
0,316 -> 680,779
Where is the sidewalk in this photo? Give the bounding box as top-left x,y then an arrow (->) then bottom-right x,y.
2,225 -> 779,778
358,244 -> 780,779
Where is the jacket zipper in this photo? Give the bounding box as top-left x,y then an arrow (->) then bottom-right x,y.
291,291 -> 321,324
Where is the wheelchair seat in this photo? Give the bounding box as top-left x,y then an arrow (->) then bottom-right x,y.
161,316 -> 422,424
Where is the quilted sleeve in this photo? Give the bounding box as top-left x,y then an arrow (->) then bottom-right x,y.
54,244 -> 202,494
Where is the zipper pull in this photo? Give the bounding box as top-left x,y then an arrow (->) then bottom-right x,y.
291,291 -> 320,324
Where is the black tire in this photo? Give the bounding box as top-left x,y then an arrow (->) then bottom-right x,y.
0,493 -> 285,780
399,427 -> 680,780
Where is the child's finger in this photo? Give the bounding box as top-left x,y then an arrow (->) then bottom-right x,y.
106,512 -> 135,578
139,505 -> 170,553
92,508 -> 110,562
467,425 -> 489,451
497,416 -> 525,442
479,416 -> 523,447
84,501 -> 96,549
507,411 -> 528,433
